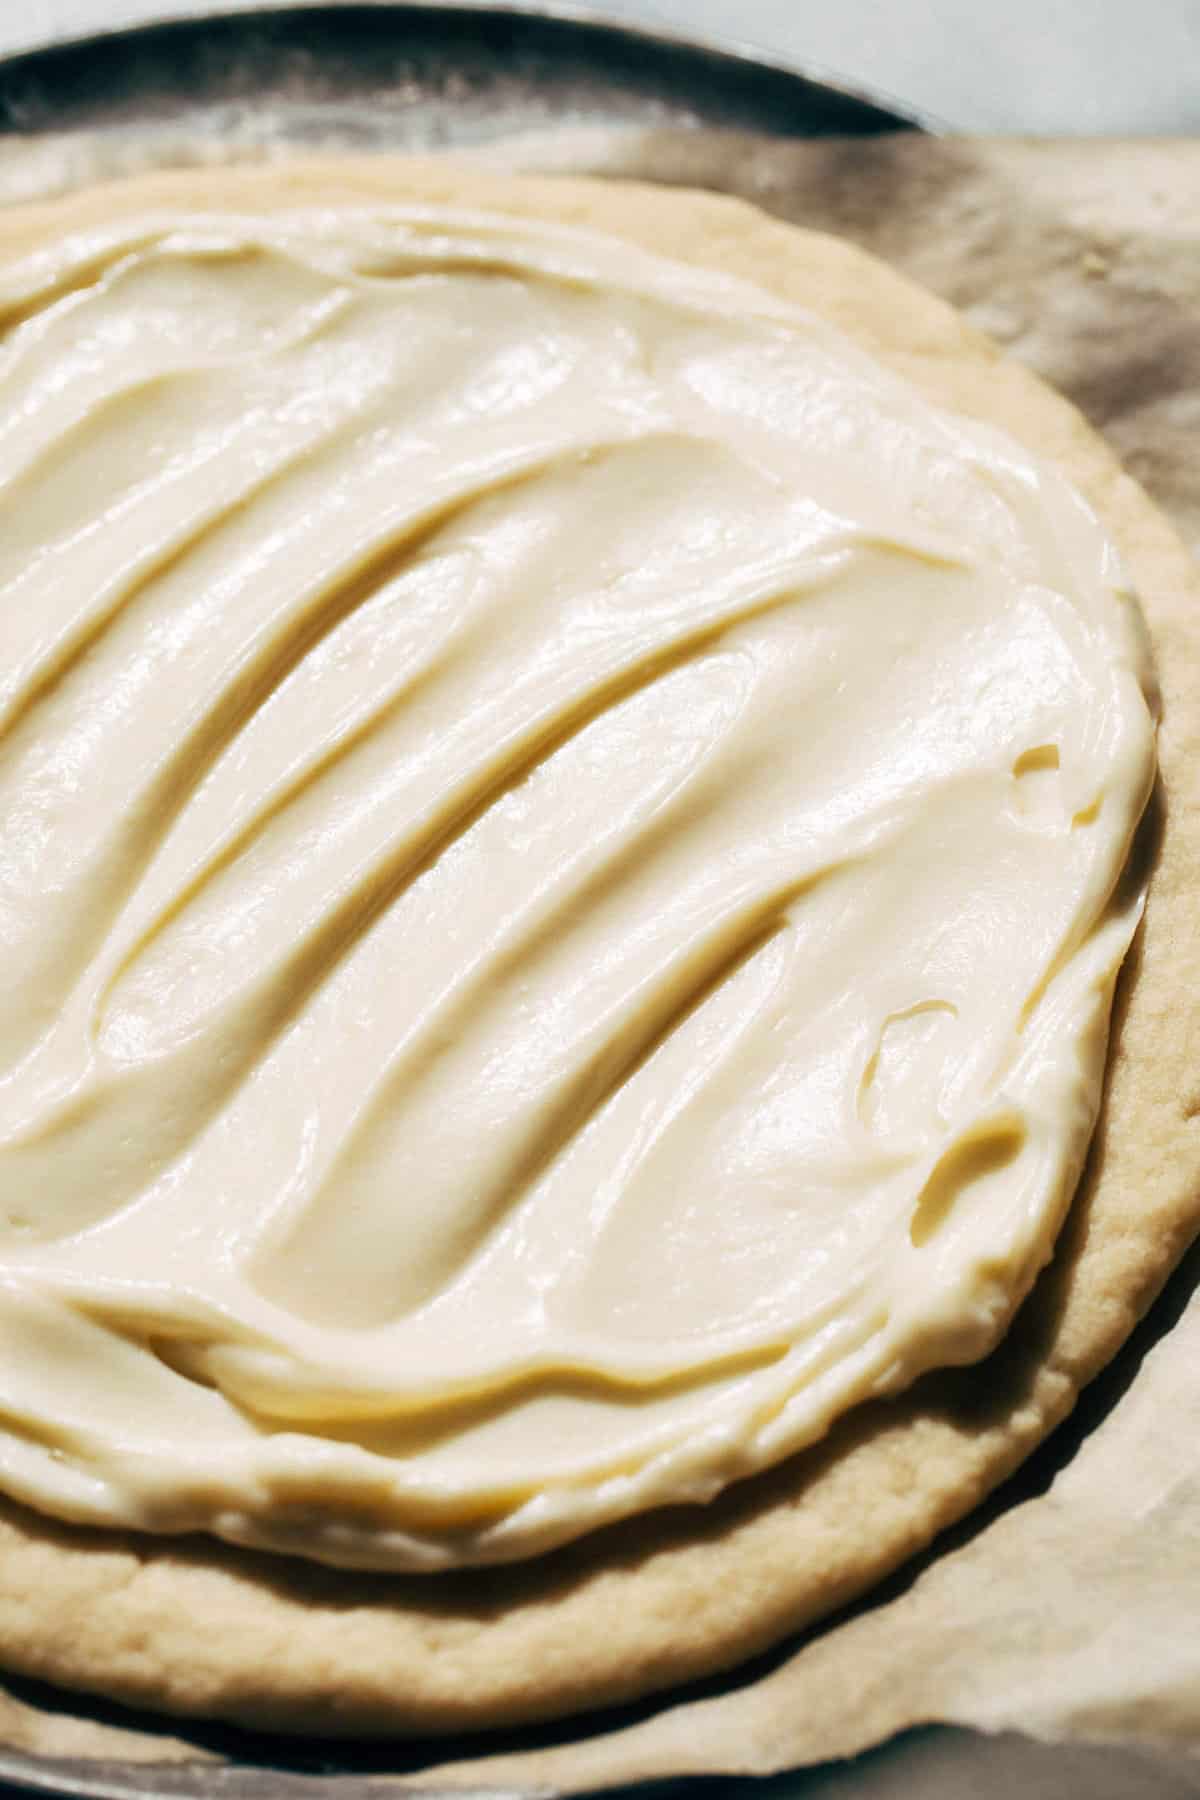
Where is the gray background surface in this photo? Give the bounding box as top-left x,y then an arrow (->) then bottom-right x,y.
5,0 -> 1200,134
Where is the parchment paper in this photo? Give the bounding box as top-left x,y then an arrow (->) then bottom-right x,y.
0,133 -> 1198,1793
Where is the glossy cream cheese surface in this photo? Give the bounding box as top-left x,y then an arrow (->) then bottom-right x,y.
0,204 -> 1155,1569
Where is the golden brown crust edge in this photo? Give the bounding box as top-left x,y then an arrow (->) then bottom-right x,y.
0,156 -> 1196,1737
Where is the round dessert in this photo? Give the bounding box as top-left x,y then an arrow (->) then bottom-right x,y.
0,157 -> 1192,1736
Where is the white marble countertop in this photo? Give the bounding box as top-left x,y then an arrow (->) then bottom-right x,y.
7,0 -> 1200,135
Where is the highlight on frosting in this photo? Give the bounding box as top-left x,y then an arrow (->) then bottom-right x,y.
0,204 -> 1155,1568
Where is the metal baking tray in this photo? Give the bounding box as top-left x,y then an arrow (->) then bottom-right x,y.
0,9 -> 1194,1798
0,3 -> 920,147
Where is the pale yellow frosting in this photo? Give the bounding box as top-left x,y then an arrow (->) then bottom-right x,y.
0,204 -> 1154,1571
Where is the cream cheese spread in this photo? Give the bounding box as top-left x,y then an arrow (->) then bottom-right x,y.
0,204 -> 1155,1569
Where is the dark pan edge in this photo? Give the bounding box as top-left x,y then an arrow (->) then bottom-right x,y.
0,3 -> 927,142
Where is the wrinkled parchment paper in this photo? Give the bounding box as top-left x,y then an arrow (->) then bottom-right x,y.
0,132 -> 1199,1794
